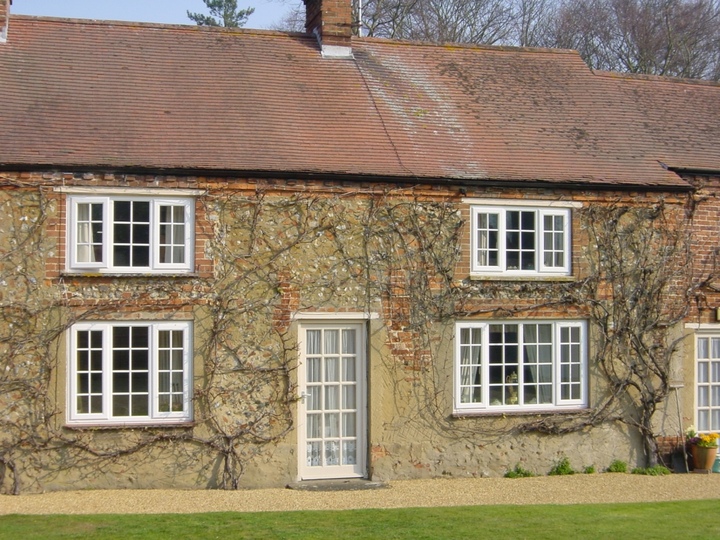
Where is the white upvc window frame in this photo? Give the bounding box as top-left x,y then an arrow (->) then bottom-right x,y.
694,333 -> 720,433
67,321 -> 193,425
67,195 -> 195,273
470,205 -> 571,277
454,320 -> 587,414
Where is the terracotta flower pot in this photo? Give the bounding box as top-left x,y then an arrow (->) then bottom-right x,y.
691,444 -> 718,471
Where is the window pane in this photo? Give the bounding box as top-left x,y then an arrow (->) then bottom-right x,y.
159,350 -> 170,371
159,395 -> 170,413
307,441 -> 322,467
77,349 -> 89,372
173,224 -> 186,247
699,362 -> 709,383
343,412 -> 356,437
506,230 -> 519,250
132,245 -> 150,267
542,213 -> 565,269
132,327 -> 149,348
114,201 -> 131,221
476,212 -> 499,267
159,204 -> 187,265
158,329 -> 185,414
113,201 -> 150,268
133,223 -> 150,244
172,372 -> 183,393
712,338 -> 720,358
76,203 -> 104,263
133,201 -> 150,222
306,330 -> 321,355
307,358 -> 321,383
326,358 -> 339,382
113,245 -> 131,267
113,395 -> 129,416
342,329 -> 356,354
698,410 -> 709,431
324,330 -> 339,354
325,440 -> 340,466
159,372 -> 170,393
343,385 -> 356,409
132,350 -> 148,371
343,357 -> 356,382
132,372 -> 149,393
325,413 -> 339,437
307,386 -> 321,411
114,222 -> 131,244
325,386 -> 339,410
343,441 -> 357,465
307,413 -> 321,438
699,386 -> 709,407
113,326 -> 129,348
131,395 -> 149,416
90,373 -> 102,393
114,372 -> 129,393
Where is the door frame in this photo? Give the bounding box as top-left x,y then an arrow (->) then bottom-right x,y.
296,320 -> 368,480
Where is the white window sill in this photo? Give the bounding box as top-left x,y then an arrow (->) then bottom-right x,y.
61,271 -> 200,278
64,421 -> 195,430
468,275 -> 576,282
452,407 -> 587,418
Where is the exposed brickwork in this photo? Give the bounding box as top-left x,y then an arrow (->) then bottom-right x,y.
685,174 -> 720,323
303,0 -> 352,47
0,0 -> 8,41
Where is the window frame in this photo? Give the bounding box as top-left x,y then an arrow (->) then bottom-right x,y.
67,321 -> 193,426
67,195 -> 195,274
470,205 -> 571,277
695,333 -> 720,433
454,320 -> 587,414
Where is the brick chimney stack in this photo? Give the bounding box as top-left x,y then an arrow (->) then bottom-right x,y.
303,0 -> 353,59
0,0 -> 10,44
0,0 -> 12,43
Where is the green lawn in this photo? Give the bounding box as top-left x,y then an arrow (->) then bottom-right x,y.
1,500 -> 718,539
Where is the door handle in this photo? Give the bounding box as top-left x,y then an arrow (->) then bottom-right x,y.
299,391 -> 310,404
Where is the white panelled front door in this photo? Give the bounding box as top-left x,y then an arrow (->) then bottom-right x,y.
298,323 -> 366,480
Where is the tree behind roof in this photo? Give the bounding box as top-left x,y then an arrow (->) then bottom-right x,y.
187,0 -> 255,27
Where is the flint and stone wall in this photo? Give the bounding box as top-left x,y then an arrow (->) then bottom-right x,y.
0,170 -> 695,493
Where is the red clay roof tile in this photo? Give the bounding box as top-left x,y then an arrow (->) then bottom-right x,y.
1,16 -> 718,188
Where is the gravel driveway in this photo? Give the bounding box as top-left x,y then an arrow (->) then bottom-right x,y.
2,474 -> 720,514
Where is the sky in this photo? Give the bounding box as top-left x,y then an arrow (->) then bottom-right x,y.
10,0 -> 301,30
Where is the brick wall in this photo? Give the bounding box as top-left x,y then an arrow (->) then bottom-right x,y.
0,0 -> 9,42
685,174 -> 720,323
303,0 -> 352,47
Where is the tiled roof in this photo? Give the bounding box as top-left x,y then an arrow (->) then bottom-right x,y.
1,15 -> 718,188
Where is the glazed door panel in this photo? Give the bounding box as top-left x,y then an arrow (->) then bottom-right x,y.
298,323 -> 366,480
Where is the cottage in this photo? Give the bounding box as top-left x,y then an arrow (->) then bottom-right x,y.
0,0 -> 719,493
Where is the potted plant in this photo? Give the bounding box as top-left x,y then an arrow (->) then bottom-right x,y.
686,426 -> 720,472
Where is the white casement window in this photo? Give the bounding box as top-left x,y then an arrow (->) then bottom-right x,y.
68,196 -> 194,273
454,321 -> 586,413
68,321 -> 193,425
471,206 -> 571,276
696,335 -> 720,432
